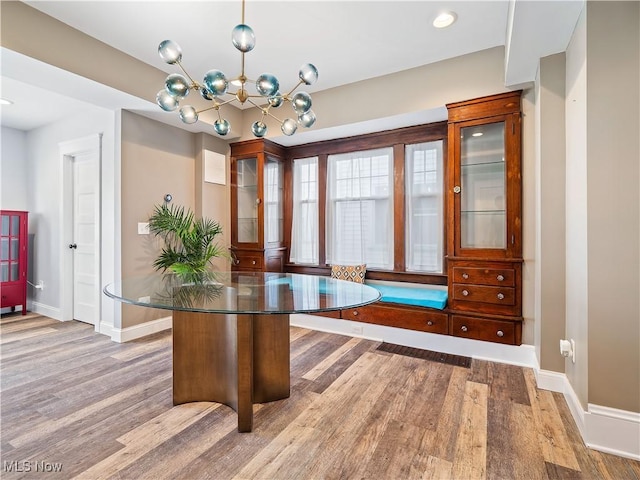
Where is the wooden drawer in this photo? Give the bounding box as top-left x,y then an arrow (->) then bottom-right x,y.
233,254 -> 263,271
452,266 -> 515,287
452,284 -> 515,306
450,315 -> 519,345
341,302 -> 448,335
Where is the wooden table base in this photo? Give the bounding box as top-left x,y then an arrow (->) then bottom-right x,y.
172,311 -> 290,432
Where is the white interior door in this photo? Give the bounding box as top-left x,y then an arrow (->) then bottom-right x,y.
71,152 -> 99,325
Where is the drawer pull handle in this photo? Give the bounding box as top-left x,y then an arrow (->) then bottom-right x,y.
497,330 -> 504,337
497,274 -> 505,281
462,290 -> 469,296
353,311 -> 359,316
427,321 -> 434,326
462,273 -> 469,280
461,325 -> 468,332
497,293 -> 505,300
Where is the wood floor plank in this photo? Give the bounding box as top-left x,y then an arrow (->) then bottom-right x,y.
452,380 -> 489,480
7,371 -> 173,449
525,369 -> 581,471
73,402 -> 219,480
424,365 -> 469,462
485,394 -> 549,479
306,355 -> 417,480
302,336 -> 363,381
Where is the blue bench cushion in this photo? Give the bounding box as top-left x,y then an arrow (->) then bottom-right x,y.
370,284 -> 448,310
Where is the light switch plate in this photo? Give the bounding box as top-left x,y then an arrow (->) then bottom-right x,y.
138,222 -> 150,235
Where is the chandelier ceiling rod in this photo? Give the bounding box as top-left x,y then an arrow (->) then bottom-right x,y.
155,0 -> 318,138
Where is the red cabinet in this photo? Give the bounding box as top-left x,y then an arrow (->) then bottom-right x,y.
1,210 -> 28,315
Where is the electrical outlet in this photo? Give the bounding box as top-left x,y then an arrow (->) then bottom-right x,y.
351,325 -> 363,336
36,280 -> 44,290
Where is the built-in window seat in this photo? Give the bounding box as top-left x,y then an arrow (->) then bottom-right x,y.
308,279 -> 450,335
334,281 -> 449,334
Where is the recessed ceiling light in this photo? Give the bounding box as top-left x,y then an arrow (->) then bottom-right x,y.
0,98 -> 13,105
433,11 -> 457,29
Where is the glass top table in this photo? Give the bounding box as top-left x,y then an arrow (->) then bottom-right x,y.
104,271 -> 380,432
104,271 -> 381,314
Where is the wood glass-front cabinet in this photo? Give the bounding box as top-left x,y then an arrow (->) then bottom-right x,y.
230,139 -> 287,272
446,91 -> 523,345
1,210 -> 28,315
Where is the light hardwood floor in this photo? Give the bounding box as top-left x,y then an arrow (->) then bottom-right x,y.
1,312 -> 638,480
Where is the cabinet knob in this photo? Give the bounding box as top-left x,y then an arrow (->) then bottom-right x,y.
353,310 -> 359,316
453,185 -> 461,194
69,243 -> 77,249
252,260 -> 256,265
427,321 -> 434,326
461,325 -> 468,332
462,273 -> 469,280
497,330 -> 504,337
497,293 -> 505,300
496,274 -> 505,281
255,198 -> 261,205
462,289 -> 469,296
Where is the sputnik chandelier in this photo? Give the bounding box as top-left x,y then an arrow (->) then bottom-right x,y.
155,0 -> 318,138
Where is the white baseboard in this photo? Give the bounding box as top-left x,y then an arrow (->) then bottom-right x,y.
290,313 -> 538,369
586,404 -> 640,460
536,369 -> 639,461
110,316 -> 172,343
29,301 -> 62,321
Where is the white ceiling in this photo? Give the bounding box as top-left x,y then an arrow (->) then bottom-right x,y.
1,0 -> 583,143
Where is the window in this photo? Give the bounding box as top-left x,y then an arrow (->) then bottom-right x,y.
264,157 -> 283,244
326,148 -> 394,270
290,157 -> 319,264
285,121 -> 448,283
405,141 -> 444,273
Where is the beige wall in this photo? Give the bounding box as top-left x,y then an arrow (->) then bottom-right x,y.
536,54 -> 567,373
121,111 -> 196,328
194,133 -> 233,271
585,1 -> 639,412
565,5 -> 589,409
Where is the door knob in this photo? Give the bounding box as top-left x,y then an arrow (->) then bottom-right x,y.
69,243 -> 77,249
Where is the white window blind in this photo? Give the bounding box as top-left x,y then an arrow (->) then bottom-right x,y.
405,141 -> 444,273
326,148 -> 394,269
290,157 -> 319,264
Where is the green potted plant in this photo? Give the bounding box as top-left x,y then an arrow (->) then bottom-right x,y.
148,203 -> 227,275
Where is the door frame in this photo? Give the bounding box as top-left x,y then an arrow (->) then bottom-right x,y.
59,134 -> 102,330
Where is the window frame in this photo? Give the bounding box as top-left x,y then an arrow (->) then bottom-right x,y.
284,122 -> 448,285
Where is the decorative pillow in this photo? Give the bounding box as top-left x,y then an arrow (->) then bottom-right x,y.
330,264 -> 366,284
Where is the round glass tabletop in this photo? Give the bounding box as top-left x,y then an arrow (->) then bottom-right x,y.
104,271 -> 381,315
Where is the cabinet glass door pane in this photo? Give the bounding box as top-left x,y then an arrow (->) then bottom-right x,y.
460,122 -> 506,249
1,215 -> 8,236
264,157 -> 283,244
10,262 -> 18,281
11,215 -> 19,235
236,158 -> 258,243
